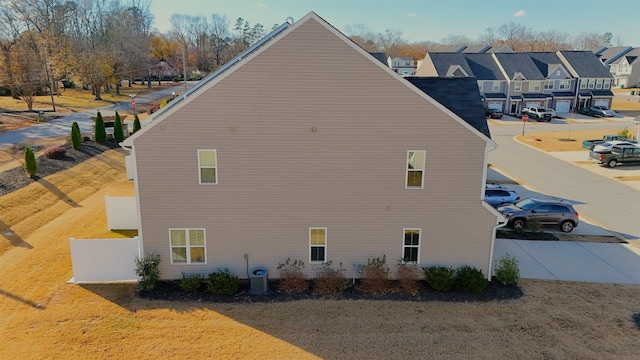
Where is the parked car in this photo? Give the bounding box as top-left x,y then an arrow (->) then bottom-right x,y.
588,105 -> 615,117
582,134 -> 636,150
589,145 -> 640,168
522,107 -> 553,121
484,184 -> 520,207
484,107 -> 503,119
497,197 -> 579,233
592,140 -> 636,153
544,108 -> 557,118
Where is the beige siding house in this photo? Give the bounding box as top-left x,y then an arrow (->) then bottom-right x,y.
123,12 -> 501,280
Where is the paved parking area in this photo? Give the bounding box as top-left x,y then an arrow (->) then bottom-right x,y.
494,239 -> 640,284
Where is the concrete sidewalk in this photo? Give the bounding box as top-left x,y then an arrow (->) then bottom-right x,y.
494,239 -> 640,284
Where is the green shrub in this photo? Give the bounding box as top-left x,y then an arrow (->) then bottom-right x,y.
313,262 -> 347,296
494,254 -> 520,285
44,146 -> 67,159
357,255 -> 391,295
133,114 -> 141,133
527,220 -> 542,233
134,252 -> 161,292
277,258 -> 308,293
617,127 -> 632,139
113,111 -> 124,142
455,265 -> 488,294
71,121 -> 82,150
179,272 -> 203,292
207,269 -> 240,295
23,146 -> 37,177
423,265 -> 456,292
395,260 -> 421,295
94,111 -> 106,144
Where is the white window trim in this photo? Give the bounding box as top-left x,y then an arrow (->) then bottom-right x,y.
309,227 -> 327,264
595,79 -> 603,89
559,80 -> 570,90
169,228 -> 207,264
198,149 -> 218,184
514,81 -> 522,92
531,81 -> 541,91
402,228 -> 421,264
492,81 -> 500,92
405,150 -> 426,189
588,79 -> 595,89
544,80 -> 554,90
580,80 -> 587,89
603,79 -> 611,89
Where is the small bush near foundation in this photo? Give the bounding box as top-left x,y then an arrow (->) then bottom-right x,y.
494,254 -> 520,285
277,258 -> 308,293
357,255 -> 391,295
314,262 -> 347,296
207,269 -> 240,295
94,111 -> 106,144
71,121 -> 82,150
455,265 -> 488,294
395,261 -> 421,295
179,272 -> 203,292
423,266 -> 456,292
23,146 -> 37,177
44,146 -> 67,159
135,253 -> 161,292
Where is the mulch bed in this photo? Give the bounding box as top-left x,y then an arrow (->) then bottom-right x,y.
137,279 -> 524,304
0,140 -> 119,196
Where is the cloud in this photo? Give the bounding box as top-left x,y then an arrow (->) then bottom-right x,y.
407,12 -> 416,17
514,10 -> 526,17
256,2 -> 267,7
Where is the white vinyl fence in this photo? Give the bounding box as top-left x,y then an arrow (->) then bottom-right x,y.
69,237 -> 141,284
105,196 -> 138,230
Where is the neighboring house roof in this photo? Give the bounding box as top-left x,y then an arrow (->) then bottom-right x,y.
558,50 -> 614,78
486,45 -> 514,53
437,44 -> 467,53
462,45 -> 491,53
426,53 -> 504,80
527,52 -> 569,78
596,46 -> 633,64
611,47 -> 640,65
369,52 -> 388,65
405,76 -> 491,138
494,53 -> 546,80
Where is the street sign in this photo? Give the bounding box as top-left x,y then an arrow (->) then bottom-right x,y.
132,99 -> 136,107
522,114 -> 528,122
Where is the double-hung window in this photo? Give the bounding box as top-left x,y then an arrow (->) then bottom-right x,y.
403,228 -> 421,263
406,150 -> 425,189
580,80 -> 587,89
492,82 -> 500,92
559,80 -> 570,90
544,80 -> 554,90
514,82 -> 522,92
595,79 -> 603,89
309,228 -> 326,263
588,79 -> 595,89
530,81 -> 541,91
198,149 -> 217,184
170,228 -> 206,264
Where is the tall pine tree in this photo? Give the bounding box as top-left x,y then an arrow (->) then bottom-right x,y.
133,114 -> 141,133
114,111 -> 124,142
94,111 -> 106,144
71,121 -> 82,150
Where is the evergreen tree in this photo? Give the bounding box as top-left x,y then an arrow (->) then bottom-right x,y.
114,111 -> 124,142
133,114 -> 141,133
71,121 -> 82,150
23,146 -> 37,177
94,111 -> 106,144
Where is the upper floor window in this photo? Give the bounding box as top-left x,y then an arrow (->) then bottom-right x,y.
514,81 -> 522,92
492,82 -> 500,92
530,81 -> 541,91
198,149 -> 217,184
603,79 -> 611,89
477,81 -> 484,92
544,80 -> 554,90
309,228 -> 326,263
403,228 -> 421,263
588,79 -> 595,89
580,80 -> 587,89
595,79 -> 603,89
406,151 -> 426,189
170,228 -> 206,264
559,80 -> 570,90
405,61 -> 411,66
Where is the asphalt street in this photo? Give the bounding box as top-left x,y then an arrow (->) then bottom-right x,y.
0,82 -> 196,149
488,119 -> 640,241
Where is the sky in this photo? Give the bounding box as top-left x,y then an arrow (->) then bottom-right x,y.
149,0 -> 640,47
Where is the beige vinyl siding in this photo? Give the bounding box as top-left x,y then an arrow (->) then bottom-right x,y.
415,55 -> 438,76
134,16 -> 495,279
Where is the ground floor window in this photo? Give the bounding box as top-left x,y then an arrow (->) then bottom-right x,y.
170,228 -> 206,264
403,228 -> 421,263
310,228 -> 326,263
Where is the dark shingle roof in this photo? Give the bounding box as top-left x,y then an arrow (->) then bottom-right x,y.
526,52 -> 566,78
494,53 -> 545,80
559,51 -> 613,78
369,52 -> 388,65
462,45 -> 491,53
405,77 -> 491,139
427,53 -> 504,81
596,46 -> 633,64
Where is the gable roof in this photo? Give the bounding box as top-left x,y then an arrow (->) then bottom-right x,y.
612,47 -> 640,65
462,45 -> 491,53
558,50 -> 613,78
124,12 -> 493,147
596,46 -> 633,64
369,52 -> 388,65
426,53 -> 504,80
486,45 -> 514,53
405,77 -> 491,139
527,52 -> 570,78
494,53 -> 545,80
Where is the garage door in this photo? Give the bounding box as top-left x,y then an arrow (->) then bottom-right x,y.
487,101 -> 503,111
594,99 -> 608,107
555,100 -> 570,113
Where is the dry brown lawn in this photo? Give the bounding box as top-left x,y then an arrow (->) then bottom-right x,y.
516,128 -> 632,152
0,147 -> 639,359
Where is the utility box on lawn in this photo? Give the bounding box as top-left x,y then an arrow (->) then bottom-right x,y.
249,267 -> 268,294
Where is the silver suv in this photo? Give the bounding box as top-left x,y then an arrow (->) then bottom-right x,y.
497,197 -> 579,233
484,184 -> 520,208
